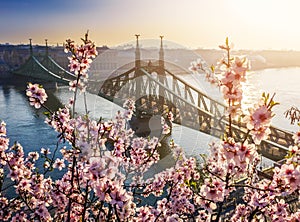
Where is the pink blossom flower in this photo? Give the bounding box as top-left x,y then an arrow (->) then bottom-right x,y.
290,211 -> 300,221
280,164 -> 300,192
0,121 -> 6,136
271,199 -> 289,221
0,136 -> 9,152
200,178 -> 225,202
232,56 -> 249,78
109,184 -> 132,210
26,83 -> 48,109
27,151 -> 39,161
123,99 -> 135,111
189,62 -> 198,73
11,212 -> 28,222
43,161 -> 50,169
68,57 -> 81,74
17,178 -> 32,192
231,204 -> 251,222
247,105 -> 272,130
35,204 -> 51,221
251,125 -> 271,144
40,147 -> 51,155
68,79 -> 86,92
161,117 -> 171,135
292,131 -> 300,144
53,158 -> 65,171
136,206 -> 156,222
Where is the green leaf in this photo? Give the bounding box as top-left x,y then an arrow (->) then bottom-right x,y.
43,111 -> 51,118
190,181 -> 197,188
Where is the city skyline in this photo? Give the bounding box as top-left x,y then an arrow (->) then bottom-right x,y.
2,0 -> 300,50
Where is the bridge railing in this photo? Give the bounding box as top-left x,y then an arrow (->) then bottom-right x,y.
162,68 -> 294,149
138,68 -> 289,160
164,69 -> 226,118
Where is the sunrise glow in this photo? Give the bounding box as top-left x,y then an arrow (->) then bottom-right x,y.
1,0 -> 300,50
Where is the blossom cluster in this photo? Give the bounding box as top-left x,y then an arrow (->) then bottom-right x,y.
232,147 -> 300,222
244,93 -> 277,144
190,38 -> 249,118
64,33 -> 98,92
26,82 -> 48,109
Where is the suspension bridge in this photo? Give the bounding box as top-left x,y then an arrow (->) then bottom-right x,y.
11,36 -> 295,163
11,39 -> 76,84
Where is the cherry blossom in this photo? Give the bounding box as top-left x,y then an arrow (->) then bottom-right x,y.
53,158 -> 65,171
26,83 -> 48,109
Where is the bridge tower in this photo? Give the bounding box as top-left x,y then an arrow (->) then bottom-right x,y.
135,34 -> 141,70
44,39 -> 50,69
158,35 -> 165,70
45,39 -> 49,57
158,36 -> 166,109
134,34 -> 143,109
29,38 -> 33,56
28,38 -> 34,76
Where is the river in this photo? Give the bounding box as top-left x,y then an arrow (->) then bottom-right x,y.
1,67 -> 300,168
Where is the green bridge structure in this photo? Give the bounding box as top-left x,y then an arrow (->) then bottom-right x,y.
12,39 -> 76,84
11,36 -> 295,163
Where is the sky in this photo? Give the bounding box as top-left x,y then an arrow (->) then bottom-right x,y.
1,0 -> 300,50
